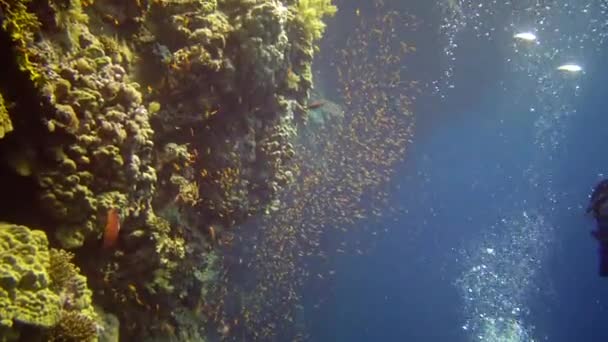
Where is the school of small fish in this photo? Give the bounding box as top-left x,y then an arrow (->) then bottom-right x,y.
206,1 -> 420,340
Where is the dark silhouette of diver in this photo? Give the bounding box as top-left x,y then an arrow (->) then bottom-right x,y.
587,179 -> 608,276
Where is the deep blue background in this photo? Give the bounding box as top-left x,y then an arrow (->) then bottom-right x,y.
306,1 -> 608,341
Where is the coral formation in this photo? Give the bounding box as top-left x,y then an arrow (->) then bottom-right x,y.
0,0 -> 44,84
293,0 -> 337,42
0,224 -> 61,328
0,224 -> 98,341
49,311 -> 98,342
38,50 -> 157,248
0,94 -> 13,139
48,249 -> 96,322
0,0 -> 338,339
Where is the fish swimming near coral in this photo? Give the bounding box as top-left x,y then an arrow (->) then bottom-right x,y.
103,208 -> 120,248
557,63 -> 582,73
513,32 -> 537,42
207,225 -> 217,245
306,101 -> 326,110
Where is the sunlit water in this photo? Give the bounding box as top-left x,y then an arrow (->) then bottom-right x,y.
310,0 -> 608,341
438,0 -> 606,341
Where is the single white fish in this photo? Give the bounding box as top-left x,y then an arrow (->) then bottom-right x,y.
514,32 -> 537,41
557,64 -> 582,72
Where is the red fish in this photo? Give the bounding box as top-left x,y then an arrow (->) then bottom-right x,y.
306,101 -> 325,110
103,208 -> 120,248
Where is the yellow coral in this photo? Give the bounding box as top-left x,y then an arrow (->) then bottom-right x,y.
0,93 -> 13,139
0,224 -> 61,328
294,0 -> 337,42
0,224 -> 98,340
0,0 -> 43,83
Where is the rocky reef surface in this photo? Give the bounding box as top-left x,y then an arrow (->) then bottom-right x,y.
0,0 -> 336,340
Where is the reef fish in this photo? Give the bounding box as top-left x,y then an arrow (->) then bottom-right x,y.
103,208 -> 120,248
208,225 -> 217,245
513,32 -> 537,41
306,101 -> 326,110
557,63 -> 582,73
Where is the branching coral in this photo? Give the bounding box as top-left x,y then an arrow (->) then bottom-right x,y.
48,248 -> 96,318
48,249 -> 80,291
50,0 -> 92,51
170,174 -> 200,206
144,212 -> 186,294
46,248 -> 99,341
49,311 -> 98,342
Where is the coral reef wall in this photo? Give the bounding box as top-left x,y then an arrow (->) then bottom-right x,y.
225,2 -> 419,340
0,0 -> 336,340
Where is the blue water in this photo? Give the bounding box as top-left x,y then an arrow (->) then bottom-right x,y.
307,1 -> 608,341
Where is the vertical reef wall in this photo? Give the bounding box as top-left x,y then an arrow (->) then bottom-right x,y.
0,0 -> 337,340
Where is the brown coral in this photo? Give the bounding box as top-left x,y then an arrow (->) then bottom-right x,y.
49,311 -> 98,342
48,249 -> 79,291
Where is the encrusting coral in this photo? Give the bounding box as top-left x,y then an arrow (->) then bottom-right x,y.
0,94 -> 13,139
0,224 -> 98,341
0,0 -> 334,247
0,0 -> 156,250
0,0 -> 44,84
0,224 -> 61,328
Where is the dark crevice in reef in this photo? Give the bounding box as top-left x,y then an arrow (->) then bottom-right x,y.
0,22 -> 62,229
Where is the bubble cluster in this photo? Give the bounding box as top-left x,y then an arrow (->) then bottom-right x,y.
436,0 -> 608,204
436,0 -> 608,113
455,211 -> 553,342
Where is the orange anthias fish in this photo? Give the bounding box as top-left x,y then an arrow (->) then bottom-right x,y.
208,225 -> 217,245
103,208 -> 120,248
